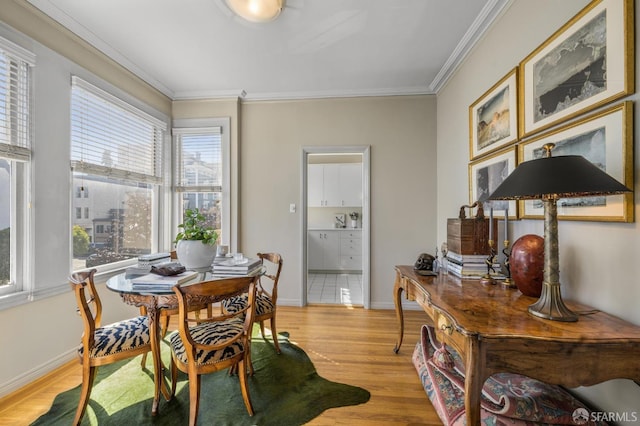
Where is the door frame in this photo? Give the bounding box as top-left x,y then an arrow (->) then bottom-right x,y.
301,145 -> 371,308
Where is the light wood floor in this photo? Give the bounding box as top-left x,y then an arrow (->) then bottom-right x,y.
0,305 -> 441,425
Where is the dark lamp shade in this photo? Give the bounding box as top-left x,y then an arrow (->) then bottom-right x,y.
488,155 -> 631,200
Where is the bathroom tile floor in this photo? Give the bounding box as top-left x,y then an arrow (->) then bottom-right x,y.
307,273 -> 363,306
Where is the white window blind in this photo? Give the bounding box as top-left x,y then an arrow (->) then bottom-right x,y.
173,127 -> 223,192
70,76 -> 166,183
0,36 -> 33,162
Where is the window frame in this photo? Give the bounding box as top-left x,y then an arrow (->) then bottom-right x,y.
0,35 -> 34,299
70,76 -> 168,275
172,118 -> 231,250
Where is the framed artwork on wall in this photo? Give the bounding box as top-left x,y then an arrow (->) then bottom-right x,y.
469,146 -> 518,220
519,101 -> 633,222
519,0 -> 634,138
469,68 -> 518,160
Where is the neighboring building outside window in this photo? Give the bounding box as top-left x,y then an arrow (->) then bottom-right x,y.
0,36 -> 34,296
70,77 -> 166,272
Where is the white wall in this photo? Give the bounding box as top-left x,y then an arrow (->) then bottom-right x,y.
237,96 -> 437,307
437,0 -> 640,419
0,4 -> 170,395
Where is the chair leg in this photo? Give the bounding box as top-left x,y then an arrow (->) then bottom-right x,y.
238,359 -> 254,416
259,320 -> 267,339
160,314 -> 170,338
270,315 -> 281,354
170,358 -> 178,398
187,373 -> 201,426
73,363 -> 97,426
246,341 -> 254,376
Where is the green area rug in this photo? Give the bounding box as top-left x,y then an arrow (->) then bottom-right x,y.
32,330 -> 369,425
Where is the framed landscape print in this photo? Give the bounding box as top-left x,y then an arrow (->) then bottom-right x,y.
469,68 -> 518,160
519,0 -> 634,138
519,101 -> 633,222
469,146 -> 518,220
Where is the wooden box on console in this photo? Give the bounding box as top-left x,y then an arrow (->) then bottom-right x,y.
447,218 -> 497,255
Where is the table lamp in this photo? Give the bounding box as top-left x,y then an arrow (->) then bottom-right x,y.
488,143 -> 631,321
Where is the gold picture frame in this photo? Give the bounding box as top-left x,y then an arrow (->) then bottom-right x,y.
469,68 -> 518,160
518,101 -> 634,222
469,146 -> 518,220
519,0 -> 634,138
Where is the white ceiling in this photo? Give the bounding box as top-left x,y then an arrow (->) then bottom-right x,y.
27,0 -> 509,101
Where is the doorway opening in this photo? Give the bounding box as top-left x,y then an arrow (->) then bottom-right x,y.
301,146 -> 370,308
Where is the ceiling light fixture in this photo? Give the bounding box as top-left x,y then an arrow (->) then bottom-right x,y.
225,0 -> 284,23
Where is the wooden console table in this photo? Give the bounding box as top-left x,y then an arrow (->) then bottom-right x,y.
393,265 -> 640,426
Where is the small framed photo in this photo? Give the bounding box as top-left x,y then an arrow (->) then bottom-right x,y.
519,0 -> 634,138
518,101 -> 633,222
469,146 -> 518,220
469,68 -> 518,160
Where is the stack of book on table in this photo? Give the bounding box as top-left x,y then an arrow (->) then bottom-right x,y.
446,251 -> 504,279
126,252 -> 173,275
211,257 -> 262,277
130,270 -> 199,290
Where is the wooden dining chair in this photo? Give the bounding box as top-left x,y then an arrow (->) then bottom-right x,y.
222,252 -> 283,353
168,275 -> 258,425
69,269 -> 151,426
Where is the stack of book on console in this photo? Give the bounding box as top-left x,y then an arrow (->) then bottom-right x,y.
127,252 -> 173,275
211,257 -> 262,278
130,270 -> 199,290
446,251 -> 504,279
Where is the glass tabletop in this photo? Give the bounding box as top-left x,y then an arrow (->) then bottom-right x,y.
106,271 -> 204,295
106,266 -> 264,295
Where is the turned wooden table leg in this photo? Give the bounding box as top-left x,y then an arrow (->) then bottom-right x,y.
146,302 -> 172,415
393,272 -> 405,354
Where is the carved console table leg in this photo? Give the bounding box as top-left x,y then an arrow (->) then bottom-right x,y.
393,271 -> 405,354
464,338 -> 486,426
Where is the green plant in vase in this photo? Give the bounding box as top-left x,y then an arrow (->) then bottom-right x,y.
174,208 -> 219,271
174,208 -> 219,246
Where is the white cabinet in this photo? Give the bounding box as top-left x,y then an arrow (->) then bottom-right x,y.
339,164 -> 362,207
308,230 -> 340,270
307,164 -> 325,207
340,230 -> 362,270
308,163 -> 362,207
308,229 -> 362,272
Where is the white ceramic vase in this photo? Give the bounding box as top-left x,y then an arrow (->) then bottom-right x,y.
175,240 -> 217,271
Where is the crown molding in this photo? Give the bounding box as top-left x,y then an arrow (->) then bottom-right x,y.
429,0 -> 513,94
173,85 -> 434,102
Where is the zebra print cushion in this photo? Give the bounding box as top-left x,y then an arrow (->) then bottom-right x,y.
79,315 -> 150,358
169,317 -> 246,366
222,294 -> 274,316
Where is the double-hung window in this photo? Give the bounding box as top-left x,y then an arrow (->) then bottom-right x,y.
173,121 -> 230,246
70,77 -> 166,272
0,36 -> 33,296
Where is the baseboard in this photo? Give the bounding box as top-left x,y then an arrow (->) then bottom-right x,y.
278,298 -> 422,311
0,348 -> 76,399
370,300 -> 424,310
